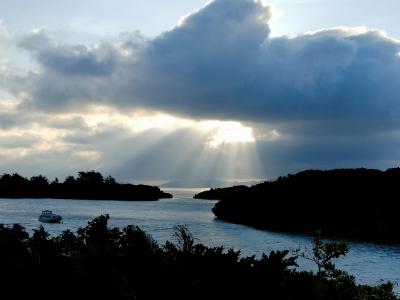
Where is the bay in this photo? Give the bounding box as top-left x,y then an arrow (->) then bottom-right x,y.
0,188 -> 399,293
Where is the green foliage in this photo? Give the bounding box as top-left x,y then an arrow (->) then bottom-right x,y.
105,175 -> 116,185
174,224 -> 194,253
120,225 -> 157,256
10,223 -> 29,240
300,231 -> 397,299
309,230 -> 350,277
260,250 -> 298,274
0,216 -> 397,299
63,175 -> 76,184
356,282 -> 398,300
77,170 -> 104,184
55,229 -> 84,254
30,175 -> 49,186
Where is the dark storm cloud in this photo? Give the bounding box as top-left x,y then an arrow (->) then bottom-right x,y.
19,30 -> 117,76
255,132 -> 400,179
0,109 -> 37,129
131,25 -> 400,130
17,0 -> 400,135
36,45 -> 116,77
0,112 -> 21,129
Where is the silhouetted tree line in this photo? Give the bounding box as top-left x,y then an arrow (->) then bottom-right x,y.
0,171 -> 172,200
195,168 -> 400,243
0,215 -> 396,300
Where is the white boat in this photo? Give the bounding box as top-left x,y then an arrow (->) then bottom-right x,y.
39,210 -> 62,223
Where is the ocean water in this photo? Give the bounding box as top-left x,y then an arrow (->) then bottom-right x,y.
0,188 -> 399,293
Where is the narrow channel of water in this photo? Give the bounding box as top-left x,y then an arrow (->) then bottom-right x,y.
0,188 -> 398,293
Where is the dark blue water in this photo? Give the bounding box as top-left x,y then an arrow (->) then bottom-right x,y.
0,188 -> 399,293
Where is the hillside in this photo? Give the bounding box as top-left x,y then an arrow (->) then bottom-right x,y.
195,168 -> 400,243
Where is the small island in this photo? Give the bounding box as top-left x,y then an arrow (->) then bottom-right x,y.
0,171 -> 172,200
195,168 -> 400,243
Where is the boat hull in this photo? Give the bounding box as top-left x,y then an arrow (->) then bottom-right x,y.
39,216 -> 62,223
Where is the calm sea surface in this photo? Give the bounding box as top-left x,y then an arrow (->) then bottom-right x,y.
0,188 -> 399,293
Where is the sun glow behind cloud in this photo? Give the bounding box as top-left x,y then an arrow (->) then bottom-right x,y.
81,110 -> 266,181
197,121 -> 256,148
83,107 -> 195,133
76,106 -> 257,148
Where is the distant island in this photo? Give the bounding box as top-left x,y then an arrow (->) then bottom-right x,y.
195,168 -> 400,243
0,171 -> 172,200
160,179 -> 262,188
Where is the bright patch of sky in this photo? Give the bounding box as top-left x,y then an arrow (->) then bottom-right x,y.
0,0 -> 398,42
267,0 -> 400,39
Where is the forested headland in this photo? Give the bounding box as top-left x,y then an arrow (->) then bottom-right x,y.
0,171 -> 172,200
195,168 -> 400,243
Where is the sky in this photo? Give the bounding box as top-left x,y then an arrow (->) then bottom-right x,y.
0,0 -> 400,184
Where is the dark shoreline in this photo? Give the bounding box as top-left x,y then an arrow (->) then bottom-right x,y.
0,171 -> 172,201
0,196 -> 167,201
195,168 -> 400,244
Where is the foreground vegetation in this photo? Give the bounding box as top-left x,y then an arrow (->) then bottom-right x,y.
0,215 -> 397,299
195,168 -> 400,243
0,171 -> 172,200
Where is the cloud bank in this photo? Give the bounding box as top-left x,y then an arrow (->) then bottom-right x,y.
18,1 -> 400,128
